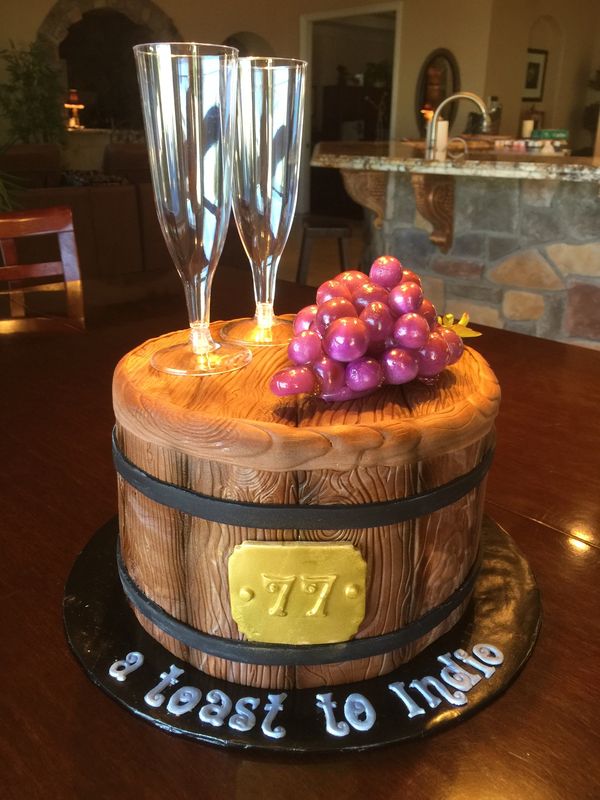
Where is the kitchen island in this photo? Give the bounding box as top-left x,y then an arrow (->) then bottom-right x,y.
312,141 -> 600,348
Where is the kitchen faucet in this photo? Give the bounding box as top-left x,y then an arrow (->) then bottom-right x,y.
425,92 -> 492,158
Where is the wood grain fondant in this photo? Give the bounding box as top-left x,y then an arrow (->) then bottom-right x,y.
113,325 -> 500,689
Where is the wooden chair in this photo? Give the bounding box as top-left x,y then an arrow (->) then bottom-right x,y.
0,206 -> 85,333
296,215 -> 353,285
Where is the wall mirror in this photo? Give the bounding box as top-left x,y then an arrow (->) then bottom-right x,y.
415,49 -> 461,136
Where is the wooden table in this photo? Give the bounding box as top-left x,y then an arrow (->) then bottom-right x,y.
1,267 -> 598,799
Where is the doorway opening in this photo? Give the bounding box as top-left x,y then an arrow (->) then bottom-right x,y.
299,3 -> 402,216
59,9 -> 152,130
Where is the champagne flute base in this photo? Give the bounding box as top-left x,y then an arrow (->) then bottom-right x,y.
220,315 -> 294,347
150,334 -> 252,376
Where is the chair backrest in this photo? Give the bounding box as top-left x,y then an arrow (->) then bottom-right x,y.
102,143 -> 151,185
0,205 -> 85,333
0,144 -> 62,188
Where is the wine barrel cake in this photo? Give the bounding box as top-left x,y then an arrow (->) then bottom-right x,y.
113,326 -> 500,690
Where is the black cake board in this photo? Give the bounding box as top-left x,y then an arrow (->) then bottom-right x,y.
63,516 -> 540,753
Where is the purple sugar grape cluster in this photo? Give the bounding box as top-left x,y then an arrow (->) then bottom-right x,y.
270,256 -> 465,401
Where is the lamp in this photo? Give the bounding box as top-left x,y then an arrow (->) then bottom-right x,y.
64,89 -> 84,129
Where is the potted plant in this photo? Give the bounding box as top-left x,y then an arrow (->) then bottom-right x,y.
0,41 -> 65,144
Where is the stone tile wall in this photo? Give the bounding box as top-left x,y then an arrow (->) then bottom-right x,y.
38,0 -> 180,54
370,175 -> 600,349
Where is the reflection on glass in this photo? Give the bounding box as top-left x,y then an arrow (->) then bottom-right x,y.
134,42 -> 252,375
568,537 -> 591,554
568,526 -> 593,554
220,57 -> 306,346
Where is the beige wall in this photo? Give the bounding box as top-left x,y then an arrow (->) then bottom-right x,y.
0,0 -> 493,141
394,0 -> 493,137
0,0 -> 394,56
1,0 -> 598,145
485,0 -> 600,146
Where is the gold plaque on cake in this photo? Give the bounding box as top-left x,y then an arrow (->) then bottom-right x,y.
228,542 -> 367,645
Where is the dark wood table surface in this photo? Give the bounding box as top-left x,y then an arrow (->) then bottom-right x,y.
1,267 -> 599,800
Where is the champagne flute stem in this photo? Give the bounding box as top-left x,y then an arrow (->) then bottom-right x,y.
252,255 -> 280,330
189,321 -> 214,355
255,302 -> 275,331
184,272 -> 216,355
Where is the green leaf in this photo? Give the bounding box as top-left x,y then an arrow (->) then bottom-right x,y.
0,41 -> 66,145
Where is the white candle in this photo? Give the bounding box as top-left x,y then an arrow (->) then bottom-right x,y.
435,120 -> 449,153
521,119 -> 534,139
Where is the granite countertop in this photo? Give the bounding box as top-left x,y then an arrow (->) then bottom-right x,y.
311,140 -> 600,182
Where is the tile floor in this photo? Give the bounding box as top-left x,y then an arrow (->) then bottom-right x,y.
277,216 -> 368,288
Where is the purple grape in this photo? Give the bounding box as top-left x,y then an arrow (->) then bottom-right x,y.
359,301 -> 394,343
315,296 -> 357,329
345,357 -> 384,392
369,255 -> 403,289
416,331 -> 450,377
388,281 -> 424,316
438,326 -> 465,365
287,330 -> 323,365
380,347 -> 419,384
420,298 -> 437,329
393,313 -> 430,350
366,336 -> 394,356
316,279 -> 352,305
323,317 -> 369,362
293,304 -> 318,335
351,281 -> 389,312
309,320 -> 327,339
313,356 -> 346,394
321,386 -> 372,402
334,269 -> 369,294
270,366 -> 317,396
271,257 -> 449,402
400,268 -> 422,286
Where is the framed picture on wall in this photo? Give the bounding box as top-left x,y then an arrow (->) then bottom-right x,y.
522,49 -> 548,102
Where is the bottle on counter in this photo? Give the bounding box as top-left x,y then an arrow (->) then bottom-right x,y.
487,96 -> 502,135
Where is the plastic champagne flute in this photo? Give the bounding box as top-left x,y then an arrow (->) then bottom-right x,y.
134,42 -> 252,375
220,57 -> 306,346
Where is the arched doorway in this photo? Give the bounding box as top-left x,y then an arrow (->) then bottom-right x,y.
59,9 -> 153,129
38,0 -> 180,50
527,15 -> 563,127
38,0 -> 181,131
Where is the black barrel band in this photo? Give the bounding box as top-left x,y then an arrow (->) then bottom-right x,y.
117,544 -> 480,666
112,428 -> 493,531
